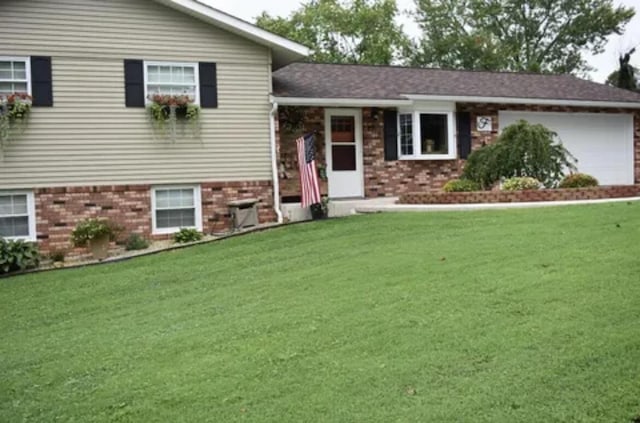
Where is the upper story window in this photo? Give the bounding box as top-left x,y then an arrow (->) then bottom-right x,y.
144,62 -> 199,104
0,57 -> 30,96
398,109 -> 456,160
0,191 -> 36,241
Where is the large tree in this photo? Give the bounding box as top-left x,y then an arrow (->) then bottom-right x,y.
411,0 -> 635,75
255,0 -> 409,65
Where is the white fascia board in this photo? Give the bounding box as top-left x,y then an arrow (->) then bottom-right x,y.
272,96 -> 413,107
402,94 -> 640,109
155,0 -> 311,58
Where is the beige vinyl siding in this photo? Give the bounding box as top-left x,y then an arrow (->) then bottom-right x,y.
0,0 -> 273,189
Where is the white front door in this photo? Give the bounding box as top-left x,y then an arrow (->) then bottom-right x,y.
325,108 -> 364,198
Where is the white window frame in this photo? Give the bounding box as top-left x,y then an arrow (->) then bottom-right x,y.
151,185 -> 202,235
143,61 -> 200,105
397,105 -> 457,160
0,190 -> 36,242
0,56 -> 31,96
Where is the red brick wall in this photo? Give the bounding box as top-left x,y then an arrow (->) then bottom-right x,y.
35,181 -> 274,255
277,107 -> 328,199
276,105 -> 640,198
400,185 -> 640,204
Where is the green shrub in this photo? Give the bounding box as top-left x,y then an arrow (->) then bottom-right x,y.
443,179 -> 481,192
49,250 -> 66,263
502,177 -> 541,191
462,120 -> 577,188
125,233 -> 150,251
0,239 -> 40,275
173,228 -> 203,244
70,219 -> 118,247
559,173 -> 599,189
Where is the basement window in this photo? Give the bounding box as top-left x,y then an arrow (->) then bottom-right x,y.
151,185 -> 202,234
398,110 -> 456,160
0,191 -> 36,241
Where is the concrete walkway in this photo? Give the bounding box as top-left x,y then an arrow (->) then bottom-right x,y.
355,196 -> 640,213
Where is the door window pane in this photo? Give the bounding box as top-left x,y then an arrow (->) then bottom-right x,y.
331,116 -> 355,143
332,145 -> 356,171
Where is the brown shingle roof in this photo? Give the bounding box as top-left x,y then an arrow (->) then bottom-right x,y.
273,63 -> 640,104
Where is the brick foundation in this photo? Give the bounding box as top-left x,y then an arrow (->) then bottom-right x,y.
276,105 -> 640,198
399,185 -> 640,205
35,181 -> 274,256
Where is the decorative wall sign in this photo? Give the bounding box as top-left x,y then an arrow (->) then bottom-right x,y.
477,116 -> 492,132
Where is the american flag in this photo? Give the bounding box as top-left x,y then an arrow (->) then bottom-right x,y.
296,133 -> 321,208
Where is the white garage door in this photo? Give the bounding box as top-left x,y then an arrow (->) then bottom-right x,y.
499,111 -> 635,185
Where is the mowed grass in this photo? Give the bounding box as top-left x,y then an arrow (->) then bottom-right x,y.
2,203 -> 640,422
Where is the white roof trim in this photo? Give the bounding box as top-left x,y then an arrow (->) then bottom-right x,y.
272,96 -> 413,107
154,0 -> 310,62
402,94 -> 640,109
274,94 -> 640,109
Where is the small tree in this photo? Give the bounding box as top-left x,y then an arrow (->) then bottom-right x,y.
462,120 -> 577,189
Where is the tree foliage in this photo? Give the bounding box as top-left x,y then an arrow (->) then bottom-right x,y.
606,48 -> 638,90
255,0 -> 409,65
462,120 -> 577,189
411,0 -> 635,75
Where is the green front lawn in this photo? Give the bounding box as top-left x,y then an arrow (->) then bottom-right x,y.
2,203 -> 640,422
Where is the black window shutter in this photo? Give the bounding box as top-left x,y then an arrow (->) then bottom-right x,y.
383,109 -> 398,161
30,56 -> 53,107
199,62 -> 217,108
457,112 -> 472,160
124,59 -> 145,107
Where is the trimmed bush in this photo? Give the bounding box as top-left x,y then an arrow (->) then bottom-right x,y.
502,177 -> 541,191
443,179 -> 481,192
559,173 -> 599,189
125,234 -> 150,251
462,120 -> 577,188
173,228 -> 203,244
0,239 -> 40,275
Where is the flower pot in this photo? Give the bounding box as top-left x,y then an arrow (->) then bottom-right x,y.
88,235 -> 110,260
310,203 -> 327,220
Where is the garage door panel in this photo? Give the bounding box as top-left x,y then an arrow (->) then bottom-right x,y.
498,111 -> 634,185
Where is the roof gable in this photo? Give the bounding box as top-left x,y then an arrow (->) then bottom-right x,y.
153,0 -> 310,69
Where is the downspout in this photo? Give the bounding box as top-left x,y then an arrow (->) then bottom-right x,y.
269,99 -> 283,224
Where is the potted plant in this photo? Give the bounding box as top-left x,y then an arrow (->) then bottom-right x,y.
146,94 -> 200,139
0,93 -> 32,150
310,196 -> 330,220
70,218 -> 118,260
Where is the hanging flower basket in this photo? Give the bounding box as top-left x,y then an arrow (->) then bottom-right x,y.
0,93 -> 32,151
146,94 -> 200,140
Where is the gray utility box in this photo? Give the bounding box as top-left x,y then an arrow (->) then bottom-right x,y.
228,198 -> 259,230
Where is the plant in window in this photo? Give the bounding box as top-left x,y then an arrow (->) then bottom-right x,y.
147,94 -> 200,140
0,93 -> 32,150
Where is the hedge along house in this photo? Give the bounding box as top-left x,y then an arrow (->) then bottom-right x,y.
0,0 -> 309,254
272,63 -> 640,205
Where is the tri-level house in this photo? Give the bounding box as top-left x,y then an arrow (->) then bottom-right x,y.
0,0 -> 308,253
2,0 -> 640,255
